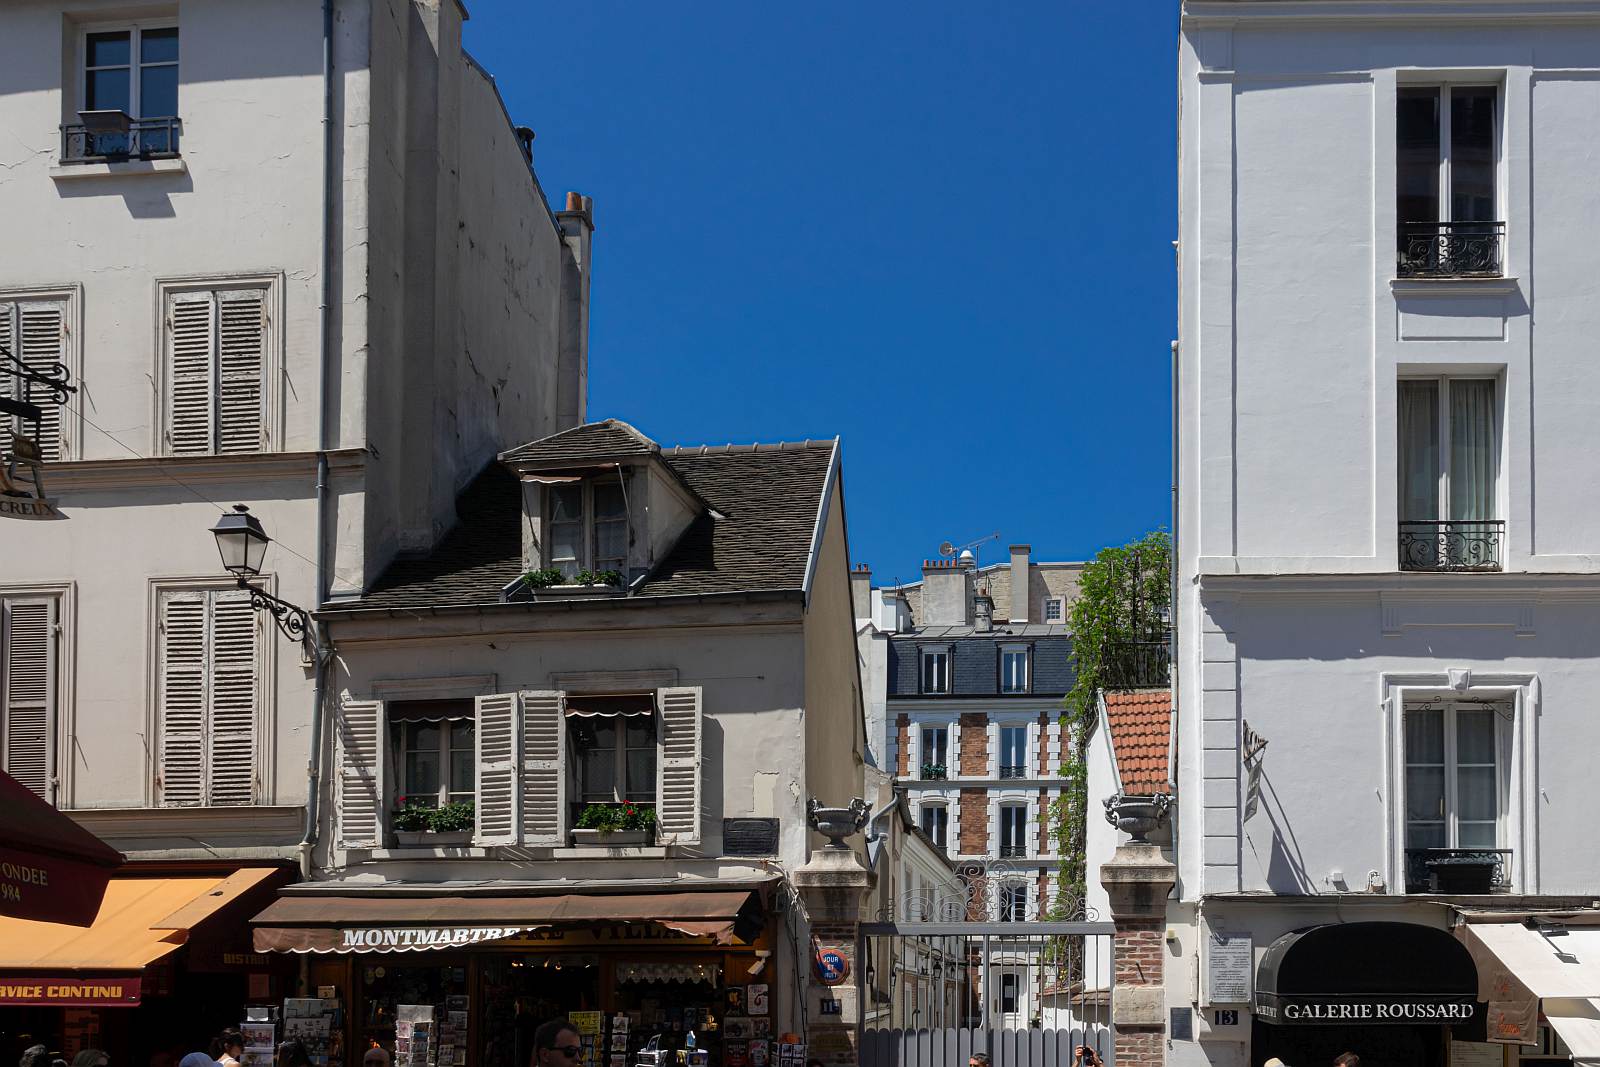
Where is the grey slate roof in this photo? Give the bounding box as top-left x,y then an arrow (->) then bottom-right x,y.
498,419 -> 657,467
886,633 -> 1077,697
344,433 -> 837,612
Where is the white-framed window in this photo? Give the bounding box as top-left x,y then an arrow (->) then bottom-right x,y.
547,480 -> 629,579
388,702 -> 476,808
0,290 -> 78,462
569,697 -> 657,806
158,276 -> 281,456
998,724 -> 1029,779
1043,596 -> 1065,624
2,594 -> 60,801
1397,82 -> 1501,275
78,22 -> 180,156
1000,645 -> 1029,694
154,584 -> 265,807
1398,377 -> 1500,570
1404,701 -> 1504,855
920,647 -> 950,694
999,882 -> 1029,924
998,802 -> 1028,858
919,802 -> 949,850
919,725 -> 950,779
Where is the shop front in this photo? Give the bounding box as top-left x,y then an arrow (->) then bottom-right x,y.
1252,921 -> 1485,1067
250,884 -> 786,1067
1459,917 -> 1600,1064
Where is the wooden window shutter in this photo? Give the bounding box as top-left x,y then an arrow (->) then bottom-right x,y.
17,301 -> 67,461
655,686 -> 702,845
157,590 -> 207,806
336,697 -> 386,849
166,291 -> 214,455
2,598 -> 57,800
520,690 -> 567,846
473,693 -> 521,846
216,289 -> 266,454
207,589 -> 259,806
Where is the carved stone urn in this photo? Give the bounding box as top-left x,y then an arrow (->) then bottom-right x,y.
1103,792 -> 1173,843
807,796 -> 870,849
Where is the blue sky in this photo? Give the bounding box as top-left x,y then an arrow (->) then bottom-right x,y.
463,3 -> 1177,582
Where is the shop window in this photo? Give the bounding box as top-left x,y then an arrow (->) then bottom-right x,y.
388,700 -> 475,808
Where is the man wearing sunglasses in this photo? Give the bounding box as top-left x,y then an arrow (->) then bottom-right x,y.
533,1018 -> 584,1067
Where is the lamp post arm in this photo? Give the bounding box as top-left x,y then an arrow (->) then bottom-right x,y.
239,578 -> 315,650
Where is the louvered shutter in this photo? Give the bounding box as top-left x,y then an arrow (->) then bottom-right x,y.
474,693 -> 521,846
655,686 -> 702,845
166,291 -> 214,455
207,589 -> 259,806
18,302 -> 66,461
216,289 -> 265,454
2,598 -> 56,799
157,591 -> 208,806
520,690 -> 566,846
336,697 -> 386,848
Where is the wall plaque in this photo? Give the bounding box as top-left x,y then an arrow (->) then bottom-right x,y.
1207,932 -> 1252,1004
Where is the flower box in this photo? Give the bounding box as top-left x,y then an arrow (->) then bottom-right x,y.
531,584 -> 625,601
394,831 -> 472,847
571,828 -> 652,847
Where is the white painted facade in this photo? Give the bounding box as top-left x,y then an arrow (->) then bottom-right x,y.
1169,3 -> 1600,1065
0,0 -> 585,854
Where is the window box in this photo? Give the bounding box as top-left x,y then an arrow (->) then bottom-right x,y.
528,583 -> 626,601
919,763 -> 948,781
1405,848 -> 1511,894
394,830 -> 472,847
570,828 -> 653,847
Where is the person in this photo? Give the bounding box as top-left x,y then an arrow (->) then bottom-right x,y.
362,1050 -> 391,1067
177,1055 -> 213,1067
968,1055 -> 990,1067
275,1043 -> 312,1067
71,1053 -> 109,1067
212,1033 -> 243,1067
1072,1047 -> 1102,1067
19,1048 -> 49,1067
531,1020 -> 581,1067
1263,1059 -> 1288,1067
1333,1055 -> 1359,1067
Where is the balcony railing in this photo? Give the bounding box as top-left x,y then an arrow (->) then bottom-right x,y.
1099,637 -> 1171,688
1398,220 -> 1505,278
919,763 -> 948,781
1398,520 -> 1504,572
997,844 -> 1028,859
60,116 -> 182,164
998,764 -> 1028,779
1405,847 -> 1512,894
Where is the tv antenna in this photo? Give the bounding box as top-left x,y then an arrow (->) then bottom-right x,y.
938,531 -> 1000,559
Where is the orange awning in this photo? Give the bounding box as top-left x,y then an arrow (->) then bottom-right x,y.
0,868 -> 279,970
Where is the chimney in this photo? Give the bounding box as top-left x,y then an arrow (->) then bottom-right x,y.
921,559 -> 972,627
973,587 -> 994,633
851,563 -> 873,621
1009,544 -> 1031,623
556,191 -> 594,429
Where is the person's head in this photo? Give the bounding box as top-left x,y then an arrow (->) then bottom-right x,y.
968,1054 -> 991,1067
362,1049 -> 391,1067
1263,1059 -> 1287,1067
276,1042 -> 312,1067
532,1019 -> 581,1067
1333,1055 -> 1360,1067
71,1052 -> 109,1067
20,1046 -> 49,1067
178,1054 -> 213,1067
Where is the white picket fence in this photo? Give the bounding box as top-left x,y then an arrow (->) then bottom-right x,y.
861,1027 -> 1113,1067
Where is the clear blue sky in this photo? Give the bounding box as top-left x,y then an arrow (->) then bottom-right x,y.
463,3 -> 1177,583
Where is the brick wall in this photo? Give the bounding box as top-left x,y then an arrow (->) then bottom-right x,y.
1038,713 -> 1051,774
959,788 -> 987,855
1115,1031 -> 1163,1067
958,712 -> 988,775
1037,788 -> 1050,854
895,714 -> 910,777
1113,918 -> 1166,1067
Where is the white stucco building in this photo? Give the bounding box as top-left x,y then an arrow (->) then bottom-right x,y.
1162,4 -> 1600,1067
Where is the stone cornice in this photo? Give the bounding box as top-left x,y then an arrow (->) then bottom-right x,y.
46,449 -> 367,491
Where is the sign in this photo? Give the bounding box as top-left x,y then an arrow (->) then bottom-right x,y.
1206,932 -> 1252,1003
1,435 -> 65,522
1450,1042 -> 1506,1067
1254,996 -> 1477,1025
0,977 -> 141,1007
1242,721 -> 1268,821
814,949 -> 849,986
1213,1010 -> 1239,1026
0,846 -> 113,928
818,999 -> 841,1016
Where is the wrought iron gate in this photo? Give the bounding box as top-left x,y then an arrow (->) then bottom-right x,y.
857,870 -> 1115,1067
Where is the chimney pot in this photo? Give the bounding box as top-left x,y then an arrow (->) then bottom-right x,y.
565,191 -> 584,212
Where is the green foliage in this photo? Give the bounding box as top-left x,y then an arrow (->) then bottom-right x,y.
521,568 -> 566,589
573,569 -> 624,588
576,802 -> 656,833
919,763 -> 948,780
520,568 -> 624,591
1053,530 -> 1172,914
392,798 -> 476,833
430,801 -> 475,833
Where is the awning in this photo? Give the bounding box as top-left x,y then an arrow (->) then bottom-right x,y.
1255,921 -> 1479,1026
252,889 -> 764,954
566,695 -> 654,718
0,869 -> 280,1006
0,771 -> 122,927
1461,922 -> 1600,1058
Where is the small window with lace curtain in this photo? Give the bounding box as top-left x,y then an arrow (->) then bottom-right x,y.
568,695 -> 657,819
388,700 -> 475,808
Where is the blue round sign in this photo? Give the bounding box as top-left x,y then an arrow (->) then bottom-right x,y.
815,949 -> 849,986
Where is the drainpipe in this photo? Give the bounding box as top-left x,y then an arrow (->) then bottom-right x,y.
1167,337 -> 1181,884
298,0 -> 337,884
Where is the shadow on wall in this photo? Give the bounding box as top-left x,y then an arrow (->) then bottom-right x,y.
1246,767 -> 1315,894
53,171 -> 192,219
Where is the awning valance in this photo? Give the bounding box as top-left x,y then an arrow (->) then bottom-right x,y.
0,771 -> 122,927
1461,922 -> 1600,1056
566,695 -> 654,718
1256,921 -> 1479,1026
0,868 -> 280,983
252,889 -> 763,954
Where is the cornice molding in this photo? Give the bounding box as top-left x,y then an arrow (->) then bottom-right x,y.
1184,0 -> 1600,29
46,449 -> 367,491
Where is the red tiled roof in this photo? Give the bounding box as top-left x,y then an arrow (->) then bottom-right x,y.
1104,689 -> 1172,795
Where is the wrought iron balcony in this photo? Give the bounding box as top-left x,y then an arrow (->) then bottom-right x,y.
1398,220 -> 1505,278
998,764 -> 1028,779
60,116 -> 182,164
919,763 -> 948,781
997,844 -> 1028,858
1099,637 -> 1171,688
1405,847 -> 1512,894
1398,520 -> 1504,572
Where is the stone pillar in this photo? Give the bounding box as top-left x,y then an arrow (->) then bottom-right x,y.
792,845 -> 877,1067
1100,842 -> 1177,1067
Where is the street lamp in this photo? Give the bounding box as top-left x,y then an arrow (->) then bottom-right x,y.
209,504 -> 314,648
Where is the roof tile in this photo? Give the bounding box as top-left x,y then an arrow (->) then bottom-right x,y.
1104,689 -> 1172,795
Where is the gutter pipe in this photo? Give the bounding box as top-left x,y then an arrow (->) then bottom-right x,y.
1167,336 -> 1181,888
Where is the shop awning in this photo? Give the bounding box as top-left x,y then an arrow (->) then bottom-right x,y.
252,889 -> 764,953
0,771 -> 122,927
0,868 -> 280,1006
1255,921 -> 1479,1025
1461,922 -> 1600,1058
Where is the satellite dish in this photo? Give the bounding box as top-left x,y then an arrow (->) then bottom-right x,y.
938,541 -> 956,557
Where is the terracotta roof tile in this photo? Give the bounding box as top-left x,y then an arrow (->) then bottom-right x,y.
1104,689 -> 1172,795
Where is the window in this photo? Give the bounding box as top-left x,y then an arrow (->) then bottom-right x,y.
161,281 -> 275,456
2,595 -> 59,800
999,725 -> 1028,779
998,803 -> 1028,858
919,726 -> 949,778
1043,597 -> 1065,624
388,703 -> 475,808
1398,378 -> 1500,570
547,480 -> 629,579
1404,702 -> 1506,889
999,884 -> 1028,924
920,648 -> 949,694
77,25 -> 180,158
919,803 -> 948,849
0,296 -> 71,461
570,702 -> 657,806
1397,84 -> 1500,276
1000,646 -> 1029,694
155,586 -> 261,807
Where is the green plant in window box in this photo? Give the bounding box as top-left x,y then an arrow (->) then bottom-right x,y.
576,802 -> 657,834
520,568 -> 566,590
920,763 -> 948,780
391,796 -> 434,832
428,801 -> 475,833
572,569 -> 624,588
391,797 -> 475,835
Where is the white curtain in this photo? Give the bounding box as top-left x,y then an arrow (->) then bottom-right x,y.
1450,379 -> 1497,523
1399,380 -> 1440,520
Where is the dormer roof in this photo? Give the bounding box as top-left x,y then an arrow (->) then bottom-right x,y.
498,419 -> 657,468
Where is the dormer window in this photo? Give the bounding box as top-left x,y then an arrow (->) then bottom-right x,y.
548,480 -> 628,578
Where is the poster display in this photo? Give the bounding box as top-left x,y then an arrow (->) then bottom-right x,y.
396,1004 -> 435,1067
241,1022 -> 276,1067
